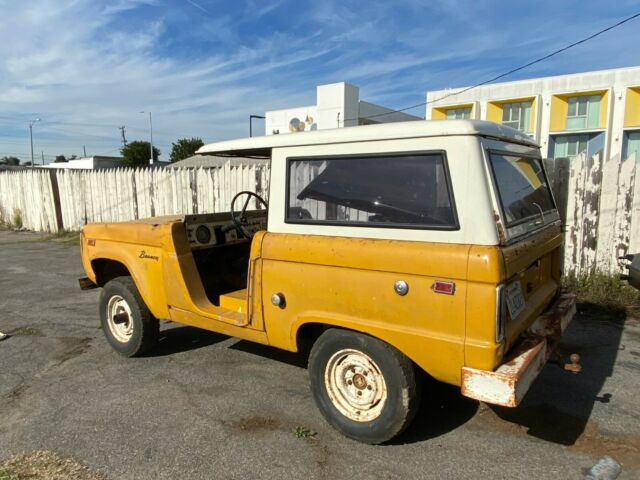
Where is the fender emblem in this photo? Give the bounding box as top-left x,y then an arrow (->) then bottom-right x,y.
139,250 -> 159,261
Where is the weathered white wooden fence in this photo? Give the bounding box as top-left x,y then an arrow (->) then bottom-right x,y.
542,151 -> 638,275
0,163 -> 269,232
0,153 -> 638,275
0,169 -> 60,232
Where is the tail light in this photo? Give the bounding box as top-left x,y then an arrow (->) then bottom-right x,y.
495,285 -> 506,343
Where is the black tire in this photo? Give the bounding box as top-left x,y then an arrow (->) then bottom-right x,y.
308,329 -> 420,444
99,276 -> 159,357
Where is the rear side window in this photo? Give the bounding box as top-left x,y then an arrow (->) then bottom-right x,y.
286,153 -> 457,229
489,152 -> 555,227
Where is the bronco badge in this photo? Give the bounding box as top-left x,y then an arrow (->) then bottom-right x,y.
139,250 -> 159,261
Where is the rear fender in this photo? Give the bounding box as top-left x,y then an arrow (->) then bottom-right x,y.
290,314 -> 462,385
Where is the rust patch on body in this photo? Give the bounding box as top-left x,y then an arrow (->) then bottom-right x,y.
494,212 -> 507,244
462,294 -> 576,407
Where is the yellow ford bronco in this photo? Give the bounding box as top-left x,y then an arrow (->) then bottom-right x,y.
79,120 -> 575,444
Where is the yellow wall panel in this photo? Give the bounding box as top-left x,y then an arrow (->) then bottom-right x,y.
431,108 -> 446,120
486,101 -> 502,123
624,87 -> 640,127
529,98 -> 537,133
550,95 -> 567,132
599,90 -> 609,129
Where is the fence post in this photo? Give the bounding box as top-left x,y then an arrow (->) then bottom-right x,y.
545,157 -> 570,224
48,169 -> 65,231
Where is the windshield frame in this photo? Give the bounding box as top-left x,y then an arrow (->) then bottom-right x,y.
485,147 -> 560,242
284,150 -> 460,231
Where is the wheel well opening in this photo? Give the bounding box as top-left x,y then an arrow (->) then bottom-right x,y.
296,323 -> 329,354
296,323 -> 430,381
92,259 -> 130,286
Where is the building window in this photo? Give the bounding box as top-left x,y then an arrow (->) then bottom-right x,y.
445,107 -> 472,120
501,101 -> 532,132
623,131 -> 640,162
287,153 -> 457,229
566,95 -> 600,130
553,134 -> 589,159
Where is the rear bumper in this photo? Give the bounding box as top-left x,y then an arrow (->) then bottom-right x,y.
460,293 -> 576,407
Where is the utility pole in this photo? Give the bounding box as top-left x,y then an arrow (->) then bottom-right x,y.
83,145 -> 87,157
41,151 -> 44,166
140,111 -> 153,165
28,118 -> 40,165
119,126 -> 127,148
149,112 -> 153,165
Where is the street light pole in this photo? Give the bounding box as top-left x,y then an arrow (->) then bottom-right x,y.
140,111 -> 153,165
28,118 -> 40,166
249,114 -> 265,137
149,112 -> 153,165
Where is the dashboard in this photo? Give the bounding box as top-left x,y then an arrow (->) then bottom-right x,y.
184,211 -> 267,250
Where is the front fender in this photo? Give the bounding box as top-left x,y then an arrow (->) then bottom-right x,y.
85,240 -> 170,320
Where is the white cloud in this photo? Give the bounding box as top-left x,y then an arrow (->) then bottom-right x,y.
0,0 -> 638,161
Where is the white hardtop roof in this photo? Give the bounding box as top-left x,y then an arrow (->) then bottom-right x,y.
197,119 -> 539,157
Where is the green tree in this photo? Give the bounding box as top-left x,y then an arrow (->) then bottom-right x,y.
169,137 -> 204,163
54,155 -> 67,163
121,141 -> 161,167
0,156 -> 20,165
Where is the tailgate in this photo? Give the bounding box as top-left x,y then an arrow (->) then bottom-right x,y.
500,224 -> 563,351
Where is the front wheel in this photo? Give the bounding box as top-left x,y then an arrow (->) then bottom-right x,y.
308,329 -> 421,444
99,276 -> 159,357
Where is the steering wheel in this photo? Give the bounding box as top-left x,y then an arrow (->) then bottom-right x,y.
228,191 -> 268,238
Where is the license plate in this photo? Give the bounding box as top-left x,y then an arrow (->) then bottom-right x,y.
505,281 -> 526,320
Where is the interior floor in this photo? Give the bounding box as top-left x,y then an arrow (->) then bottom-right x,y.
192,241 -> 251,305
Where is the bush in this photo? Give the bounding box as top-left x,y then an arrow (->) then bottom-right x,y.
12,208 -> 23,229
563,272 -> 640,319
121,141 -> 160,167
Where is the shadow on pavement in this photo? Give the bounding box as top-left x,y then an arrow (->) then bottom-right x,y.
148,325 -> 228,357
483,304 -> 627,445
141,302 -> 627,448
392,373 -> 479,445
228,339 -> 309,368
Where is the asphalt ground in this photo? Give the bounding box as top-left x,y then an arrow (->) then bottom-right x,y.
0,229 -> 639,479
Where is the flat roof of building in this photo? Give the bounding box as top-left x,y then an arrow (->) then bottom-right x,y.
198,120 -> 537,157
427,65 -> 640,96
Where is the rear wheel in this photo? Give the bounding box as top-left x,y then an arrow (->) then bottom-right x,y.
99,276 -> 159,357
308,329 -> 420,444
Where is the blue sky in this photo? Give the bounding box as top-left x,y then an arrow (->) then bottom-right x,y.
1,0 -> 639,163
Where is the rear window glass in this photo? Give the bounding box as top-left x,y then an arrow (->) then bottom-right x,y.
287,153 -> 457,229
489,153 -> 555,226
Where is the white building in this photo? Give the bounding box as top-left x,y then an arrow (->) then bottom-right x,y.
265,82 -> 420,135
425,66 -> 640,162
43,156 -> 124,169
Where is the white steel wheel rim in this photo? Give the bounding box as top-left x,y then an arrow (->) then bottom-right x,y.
324,349 -> 388,422
106,295 -> 134,343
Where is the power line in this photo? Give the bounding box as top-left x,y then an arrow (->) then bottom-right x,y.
341,12 -> 640,124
